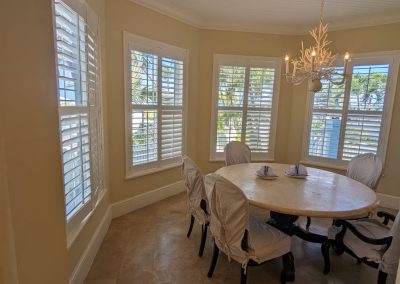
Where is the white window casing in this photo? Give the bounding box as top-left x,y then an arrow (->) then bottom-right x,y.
210,54 -> 281,162
123,32 -> 188,179
301,52 -> 400,170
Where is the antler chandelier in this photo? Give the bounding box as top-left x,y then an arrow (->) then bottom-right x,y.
284,0 -> 350,92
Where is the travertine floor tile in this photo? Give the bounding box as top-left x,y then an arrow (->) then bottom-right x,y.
85,193 -> 397,284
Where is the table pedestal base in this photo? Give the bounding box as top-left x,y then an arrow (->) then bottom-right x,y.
269,212 -> 327,244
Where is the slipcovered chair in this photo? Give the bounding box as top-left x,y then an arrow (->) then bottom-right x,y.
306,153 -> 383,230
205,173 -> 295,284
224,141 -> 251,166
181,155 -> 209,257
347,153 -> 383,190
324,211 -> 400,284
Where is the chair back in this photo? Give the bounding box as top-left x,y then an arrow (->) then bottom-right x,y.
382,212 -> 400,274
181,155 -> 208,225
224,141 -> 251,166
205,173 -> 249,267
347,153 -> 382,189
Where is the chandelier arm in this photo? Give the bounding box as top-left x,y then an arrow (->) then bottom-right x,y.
329,77 -> 346,86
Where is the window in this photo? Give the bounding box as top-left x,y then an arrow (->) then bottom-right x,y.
210,55 -> 281,161
124,33 -> 188,178
303,53 -> 399,168
53,0 -> 104,227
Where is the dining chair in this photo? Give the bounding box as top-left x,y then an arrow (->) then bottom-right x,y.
323,211 -> 400,284
181,155 -> 209,257
205,173 -> 295,284
224,141 -> 251,166
305,153 -> 383,230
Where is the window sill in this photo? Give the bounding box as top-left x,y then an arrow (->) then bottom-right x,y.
209,157 -> 276,163
125,161 -> 181,180
300,159 -> 347,171
66,187 -> 108,249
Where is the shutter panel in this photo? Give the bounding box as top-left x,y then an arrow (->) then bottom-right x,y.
161,109 -> 183,159
87,6 -> 103,203
216,65 -> 245,152
308,113 -> 342,159
218,66 -> 245,107
245,110 -> 271,153
308,69 -> 345,159
216,110 -> 243,152
245,67 -> 275,153
131,110 -> 158,165
343,114 -> 382,160
161,58 -> 184,160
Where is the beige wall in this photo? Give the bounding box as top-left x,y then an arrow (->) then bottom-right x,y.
105,0 -> 199,202
0,123 -> 18,284
1,0 -> 70,283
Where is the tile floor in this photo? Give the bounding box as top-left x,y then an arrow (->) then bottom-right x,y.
85,193 -> 397,284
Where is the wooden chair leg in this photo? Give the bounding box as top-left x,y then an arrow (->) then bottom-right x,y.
207,241 -> 219,278
199,223 -> 208,257
321,240 -> 332,274
187,215 -> 195,238
306,217 -> 311,230
240,266 -> 248,284
281,252 -> 295,283
378,271 -> 387,284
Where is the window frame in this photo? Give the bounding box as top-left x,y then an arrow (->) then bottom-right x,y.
123,32 -> 188,179
301,51 -> 400,170
52,0 -> 105,244
209,54 -> 282,162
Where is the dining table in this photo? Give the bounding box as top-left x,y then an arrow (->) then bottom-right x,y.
215,162 -> 379,272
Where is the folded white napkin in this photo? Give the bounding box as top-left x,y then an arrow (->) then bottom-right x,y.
286,164 -> 308,176
256,165 -> 278,177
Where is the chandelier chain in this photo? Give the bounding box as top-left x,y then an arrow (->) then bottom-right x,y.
320,0 -> 325,24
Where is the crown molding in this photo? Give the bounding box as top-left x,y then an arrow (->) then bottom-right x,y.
129,0 -> 400,36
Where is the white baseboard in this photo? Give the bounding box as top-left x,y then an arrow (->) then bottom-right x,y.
377,193 -> 400,210
69,206 -> 112,284
111,180 -> 185,218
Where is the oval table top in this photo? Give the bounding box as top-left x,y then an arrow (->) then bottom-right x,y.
215,163 -> 379,218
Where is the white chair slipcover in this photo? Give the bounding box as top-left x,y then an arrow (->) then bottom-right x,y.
182,155 -> 208,225
347,153 -> 383,190
224,141 -> 251,166
205,173 -> 291,269
342,212 -> 400,275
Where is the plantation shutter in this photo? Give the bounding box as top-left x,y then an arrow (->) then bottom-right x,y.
307,61 -> 392,164
54,0 -> 103,221
214,60 -> 278,156
127,37 -> 187,174
342,64 -> 389,160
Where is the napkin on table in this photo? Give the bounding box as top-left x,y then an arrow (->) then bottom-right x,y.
286,164 -> 308,176
256,165 -> 278,177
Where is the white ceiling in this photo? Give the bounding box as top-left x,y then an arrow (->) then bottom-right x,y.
130,0 -> 400,35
